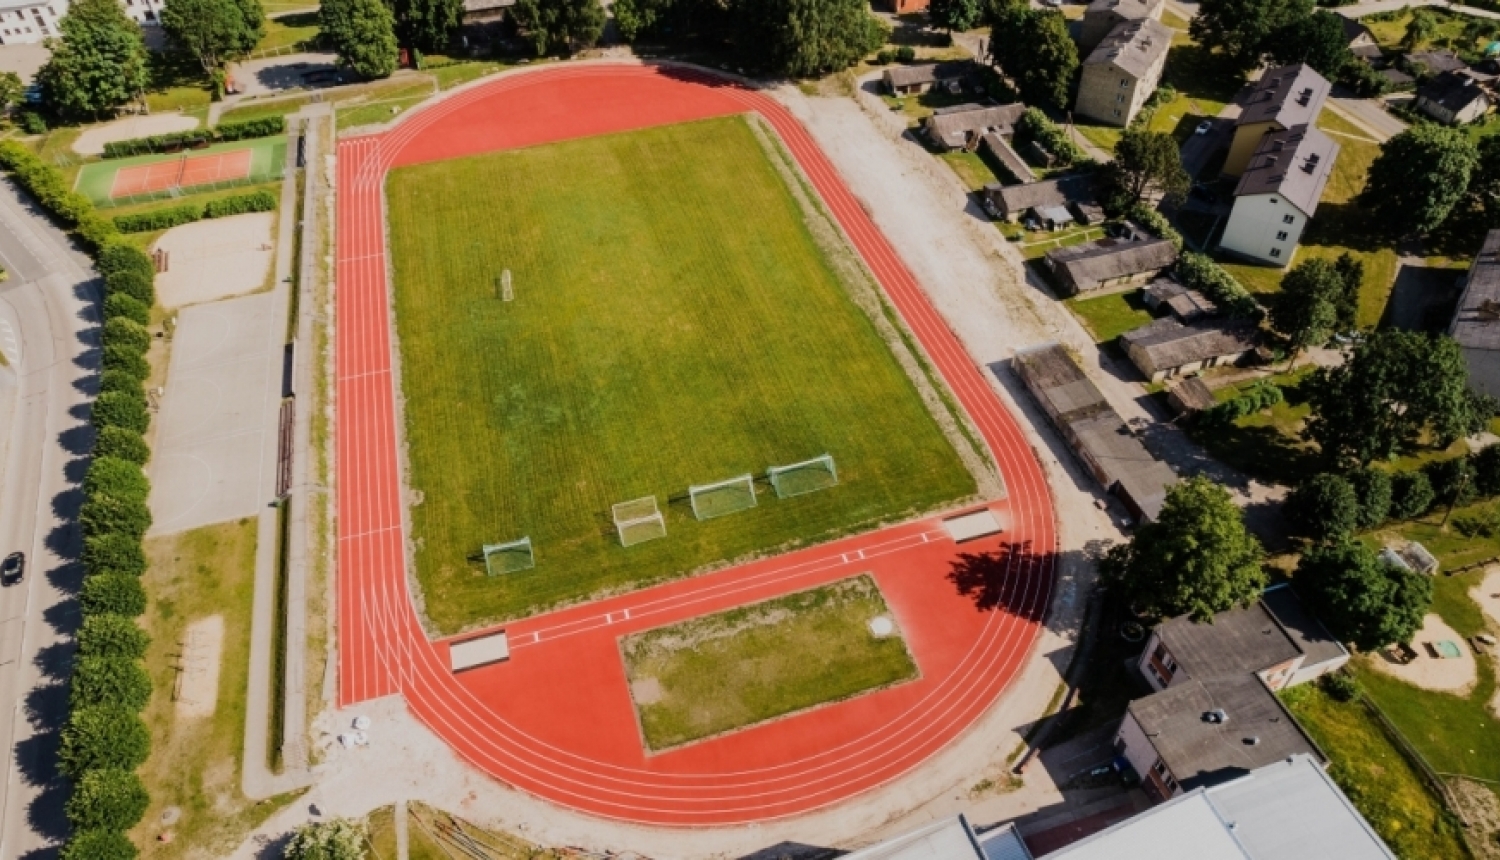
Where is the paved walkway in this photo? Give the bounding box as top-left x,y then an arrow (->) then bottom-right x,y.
1341,0 -> 1500,19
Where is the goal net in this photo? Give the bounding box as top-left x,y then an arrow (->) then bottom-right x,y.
482,537 -> 535,576
612,496 -> 667,547
689,473 -> 757,521
768,454 -> 839,499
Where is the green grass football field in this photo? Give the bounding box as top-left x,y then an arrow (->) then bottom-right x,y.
386,115 -> 977,633
75,137 -> 287,207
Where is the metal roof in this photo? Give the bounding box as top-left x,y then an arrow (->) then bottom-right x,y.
1235,65 -> 1330,130
1259,586 -> 1348,668
1450,229 -> 1500,351
1084,18 -> 1173,77
1231,124 -> 1339,217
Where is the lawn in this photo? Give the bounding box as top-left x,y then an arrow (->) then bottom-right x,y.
386,116 -> 977,632
1066,288 -> 1155,342
1181,367 -> 1320,485
256,10 -> 319,53
1011,224 -> 1107,260
131,519 -> 300,856
335,79 -> 437,130
1364,7 -> 1482,55
1073,122 -> 1123,154
938,149 -> 1001,190
620,574 -> 918,751
1149,44 -> 1243,141
216,95 -> 316,127
1281,682 -> 1472,860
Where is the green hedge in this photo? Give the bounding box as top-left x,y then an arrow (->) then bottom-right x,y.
1016,108 -> 1087,168
1176,251 -> 1262,320
64,768 -> 149,832
80,574 -> 148,618
103,293 -> 150,327
93,425 -> 151,466
0,141 -> 118,253
92,390 -> 150,434
113,189 -> 278,233
58,705 -> 151,777
70,654 -> 152,711
102,318 -> 151,354
79,494 -> 153,541
81,533 -> 147,578
77,615 -> 151,660
104,269 -> 155,306
100,115 -> 284,159
59,829 -> 137,860
84,457 -> 150,501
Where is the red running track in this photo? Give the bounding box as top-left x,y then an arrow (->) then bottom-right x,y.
335,63 -> 1058,825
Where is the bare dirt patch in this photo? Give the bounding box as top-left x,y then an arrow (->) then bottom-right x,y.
1472,567 -> 1500,718
73,113 -> 201,156
177,614 -> 226,720
1368,613 -> 1476,693
153,211 -> 276,309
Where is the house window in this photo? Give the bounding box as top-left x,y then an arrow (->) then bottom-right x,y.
1282,214 -> 1295,224
1113,109 -> 1121,117
1116,94 -> 1125,103
1270,248 -> 1282,258
1120,78 -> 1129,87
1276,231 -> 1288,241
1270,198 -> 1279,204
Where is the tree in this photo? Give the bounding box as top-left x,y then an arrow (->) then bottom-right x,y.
1284,473 -> 1359,541
85,457 -> 149,502
1390,470 -> 1435,519
736,0 -> 885,78
1303,331 -> 1492,467
101,345 -> 150,383
105,269 -> 154,307
1296,541 -> 1431,651
989,1 -> 1077,110
930,0 -> 984,32
1348,468 -> 1393,529
1191,0 -> 1312,70
161,0 -> 264,74
60,830 -> 138,860
1402,9 -> 1436,51
81,573 -> 148,616
1267,10 -> 1353,81
284,818 -> 368,860
513,0 -> 606,57
58,704 -> 151,777
1104,129 -> 1190,210
99,370 -> 145,400
35,0 -> 150,118
392,0 -> 463,52
1331,252 -> 1362,333
1360,124 -> 1479,237
0,71 -> 23,112
71,653 -> 152,710
1099,476 -> 1266,621
94,425 -> 151,466
320,0 -> 398,78
1475,444 -> 1500,496
1268,258 -> 1342,362
82,532 -> 147,577
66,768 -> 150,832
77,614 -> 150,660
1424,455 -> 1477,508
103,292 -> 150,327
92,391 -> 149,435
97,244 -> 154,286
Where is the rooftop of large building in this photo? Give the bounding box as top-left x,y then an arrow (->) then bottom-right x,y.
1084,18 -> 1173,77
1232,124 -> 1339,217
1235,65 -> 1331,130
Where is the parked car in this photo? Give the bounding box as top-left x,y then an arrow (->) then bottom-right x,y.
1194,120 -> 1213,135
1,552 -> 23,587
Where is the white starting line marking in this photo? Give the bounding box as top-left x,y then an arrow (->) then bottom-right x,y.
0,318 -> 16,364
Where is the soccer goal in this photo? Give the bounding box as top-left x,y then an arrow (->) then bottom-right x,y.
482,537 -> 535,576
689,473 -> 757,521
613,496 -> 667,547
768,454 -> 839,499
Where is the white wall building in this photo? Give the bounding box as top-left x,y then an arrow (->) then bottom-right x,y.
1219,123 -> 1339,268
0,0 -> 161,46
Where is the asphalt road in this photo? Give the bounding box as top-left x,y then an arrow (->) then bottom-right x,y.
0,178 -> 100,858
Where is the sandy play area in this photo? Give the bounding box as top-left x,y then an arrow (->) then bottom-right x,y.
153,211 -> 276,309
1471,568 -> 1500,716
73,113 -> 201,157
177,615 -> 224,720
1369,612 -> 1476,692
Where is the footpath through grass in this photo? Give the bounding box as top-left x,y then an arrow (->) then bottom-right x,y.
387,116 -> 976,632
132,519 -> 299,856
620,575 -> 917,751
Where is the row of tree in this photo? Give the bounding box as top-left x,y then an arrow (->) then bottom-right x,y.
0,141 -> 163,860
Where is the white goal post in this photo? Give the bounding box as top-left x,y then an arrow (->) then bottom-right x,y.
612,496 -> 667,547
482,537 -> 535,575
688,473 -> 757,521
767,454 -> 838,499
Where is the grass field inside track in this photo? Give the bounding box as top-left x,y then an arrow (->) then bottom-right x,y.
386,116 -> 976,632
620,575 -> 918,751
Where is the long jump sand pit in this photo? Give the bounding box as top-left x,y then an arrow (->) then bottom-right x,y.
1369,612 -> 1476,693
176,615 -> 225,720
111,148 -> 253,198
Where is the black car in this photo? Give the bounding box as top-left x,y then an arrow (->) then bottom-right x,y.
1,552 -> 23,586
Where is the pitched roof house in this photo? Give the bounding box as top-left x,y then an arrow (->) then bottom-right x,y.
979,131 -> 1038,185
1340,15 -> 1383,62
1219,124 -> 1339,267
922,103 -> 1027,151
1224,64 -> 1330,176
1078,0 -> 1165,52
1416,70 -> 1492,125
1450,229 -> 1500,400
1143,278 -> 1217,322
1407,49 -> 1467,75
882,61 -> 974,96
1044,224 -> 1178,296
1075,18 -> 1173,127
1120,318 -> 1256,382
980,173 -> 1102,223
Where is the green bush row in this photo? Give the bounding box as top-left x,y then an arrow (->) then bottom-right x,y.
113,189 -> 278,233
1016,107 -> 1087,168
1287,446 -> 1500,542
101,115 -> 285,159
1176,251 -> 1262,320
1201,381 -> 1283,427
0,141 -> 160,855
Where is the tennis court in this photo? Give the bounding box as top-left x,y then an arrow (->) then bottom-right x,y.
76,137 -> 287,207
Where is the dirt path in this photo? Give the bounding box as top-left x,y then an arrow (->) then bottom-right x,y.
1471,568 -> 1500,717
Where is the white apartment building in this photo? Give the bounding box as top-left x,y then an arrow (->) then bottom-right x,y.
0,0 -> 162,46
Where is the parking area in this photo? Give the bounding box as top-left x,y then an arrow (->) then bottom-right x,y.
147,291 -> 281,535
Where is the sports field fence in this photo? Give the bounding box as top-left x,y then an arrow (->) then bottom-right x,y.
96,171 -> 288,208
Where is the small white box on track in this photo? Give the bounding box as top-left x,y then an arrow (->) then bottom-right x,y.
941,508 -> 1003,543
450,631 -> 511,672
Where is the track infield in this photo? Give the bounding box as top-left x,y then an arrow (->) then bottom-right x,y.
76,137 -> 287,205
621,574 -> 918,752
387,115 -> 977,633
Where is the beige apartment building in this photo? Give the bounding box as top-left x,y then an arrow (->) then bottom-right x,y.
1075,18 -> 1172,127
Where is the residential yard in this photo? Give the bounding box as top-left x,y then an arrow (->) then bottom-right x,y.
130,519 -> 301,856
1149,44 -> 1243,140
1281,682 -> 1472,860
1066,288 -> 1155,342
1001,222 -> 1107,260
385,115 -> 976,632
1180,367 -> 1320,485
620,575 -> 918,750
880,87 -> 985,127
938,149 -> 1001,190
1073,122 -> 1123,154
1364,7 -> 1484,54
256,10 -> 319,53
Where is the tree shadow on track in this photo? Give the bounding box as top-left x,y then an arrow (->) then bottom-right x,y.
947,541 -> 1050,620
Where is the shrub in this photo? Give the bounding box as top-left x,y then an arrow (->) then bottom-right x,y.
1423,456 -> 1477,507
70,654 -> 152,710
91,390 -> 149,434
895,46 -> 915,63
101,343 -> 150,382
204,189 -> 277,218
1390,470 -> 1435,519
285,818 -> 367,860
84,457 -> 150,502
93,425 -> 150,466
58,704 -> 151,777
80,573 -> 147,617
97,244 -> 154,284
112,203 -> 201,233
76,614 -> 150,660
101,130 -> 211,158
1475,443 -> 1500,497
1175,252 -> 1261,319
19,110 -> 47,135
59,829 -> 137,860
874,49 -> 895,64
1348,468 -> 1393,530
1127,204 -> 1183,251
1015,107 -> 1085,166
102,317 -> 150,354
103,292 -> 150,327
79,495 -> 153,542
105,269 -> 155,307
1321,671 -> 1360,702
98,370 -> 145,399
65,768 -> 150,832
81,532 -> 147,577
216,115 -> 286,140
1285,473 -> 1360,541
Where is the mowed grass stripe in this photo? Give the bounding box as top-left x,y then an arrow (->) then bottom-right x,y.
622,574 -> 917,751
387,116 -> 975,633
